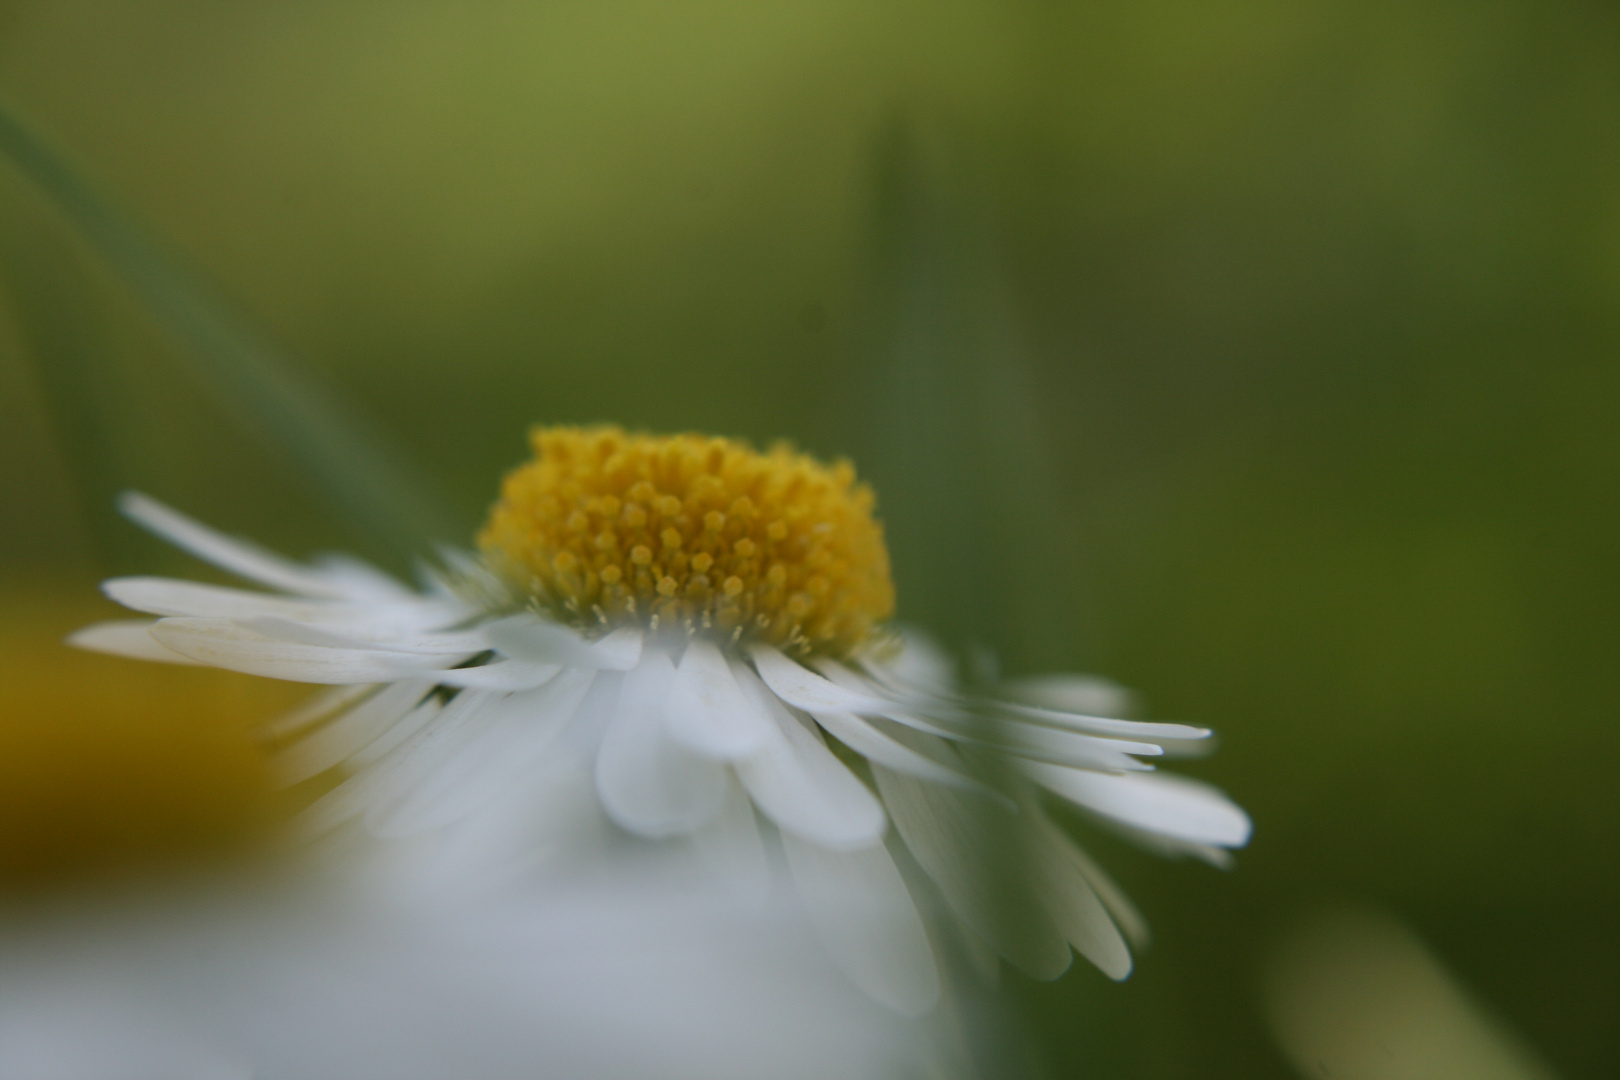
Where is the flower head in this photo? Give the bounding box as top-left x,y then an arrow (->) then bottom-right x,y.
73,426 -> 1251,1014
481,427 -> 893,656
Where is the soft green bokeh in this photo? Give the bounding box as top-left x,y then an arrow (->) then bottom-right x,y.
2,2 -> 1616,1077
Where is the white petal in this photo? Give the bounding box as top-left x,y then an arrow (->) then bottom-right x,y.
372,668 -> 599,834
748,644 -> 893,715
998,674 -> 1136,718
66,620 -> 201,665
1024,765 -> 1251,848
993,700 -> 1209,743
663,638 -> 773,759
260,684 -> 375,740
239,616 -> 490,655
871,766 -> 1073,981
731,665 -> 887,852
118,492 -> 357,599
307,552 -> 420,600
348,694 -> 445,767
969,723 -> 1162,773
688,777 -> 770,902
101,577 -> 465,631
596,651 -> 727,838
294,696 -> 445,837
816,659 -> 1159,771
811,710 -> 991,796
432,661 -> 561,691
858,629 -> 956,694
360,690 -> 512,836
1064,840 -> 1150,948
1026,810 -> 1133,980
782,833 -> 940,1016
270,680 -> 434,785
149,618 -> 470,684
486,617 -> 642,670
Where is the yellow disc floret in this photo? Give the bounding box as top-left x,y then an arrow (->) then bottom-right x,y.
479,426 -> 895,656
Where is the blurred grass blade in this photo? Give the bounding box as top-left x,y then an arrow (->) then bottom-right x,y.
0,212 -> 140,572
858,117 -> 1081,669
0,100 -> 458,562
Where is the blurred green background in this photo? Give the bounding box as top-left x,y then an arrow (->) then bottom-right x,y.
1,2 -> 1616,1077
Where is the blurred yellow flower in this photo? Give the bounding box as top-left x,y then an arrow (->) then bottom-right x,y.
0,583 -> 304,888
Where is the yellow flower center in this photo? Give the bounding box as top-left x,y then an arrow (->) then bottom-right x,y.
479,426 -> 895,656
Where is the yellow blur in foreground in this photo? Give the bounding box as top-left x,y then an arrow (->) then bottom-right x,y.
0,584 -> 303,888
1265,906 -> 1561,1080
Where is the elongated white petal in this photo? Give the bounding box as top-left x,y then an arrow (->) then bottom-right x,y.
811,711 -> 989,796
101,577 -> 464,631
361,691 -> 511,836
486,617 -> 642,671
149,618 -> 470,684
240,616 -> 490,655
118,492 -> 357,599
998,674 -> 1136,719
66,620 -> 201,665
689,777 -> 770,902
782,833 -> 940,1016
596,652 -> 727,838
664,638 -> 773,759
375,669 -> 599,835
1026,811 -> 1133,980
294,697 -> 447,838
871,766 -> 1073,981
820,658 -> 1161,771
857,630 -> 956,695
1024,764 -> 1251,848
271,680 -> 434,785
748,645 -> 893,715
732,665 -> 886,852
432,661 -> 561,691
348,695 -> 445,768
260,684 -> 375,740
992,700 -> 1209,742
1064,839 -> 1150,948
971,723 -> 1162,772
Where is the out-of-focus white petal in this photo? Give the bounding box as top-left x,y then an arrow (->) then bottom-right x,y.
992,700 -> 1210,743
66,619 -> 203,665
731,666 -> 886,852
486,618 -> 642,671
810,710 -> 989,796
748,645 -> 892,715
119,492 -> 362,600
781,834 -> 940,1017
261,685 -> 376,740
239,617 -> 490,655
433,661 -> 561,691
271,680 -> 434,785
871,766 -> 1073,982
148,619 -> 471,684
1064,838 -> 1151,948
374,669 -> 600,836
663,638 -> 772,760
102,577 -> 465,631
1026,811 -> 1133,981
998,674 -> 1136,719
596,652 -> 727,838
688,778 -> 770,903
1024,764 -> 1252,848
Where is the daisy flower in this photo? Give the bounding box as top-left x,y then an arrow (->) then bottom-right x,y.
73,426 -> 1250,1014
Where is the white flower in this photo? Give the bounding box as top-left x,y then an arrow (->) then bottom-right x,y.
74,428 -> 1250,1014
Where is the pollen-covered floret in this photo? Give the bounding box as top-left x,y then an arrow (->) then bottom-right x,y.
478,426 -> 895,656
